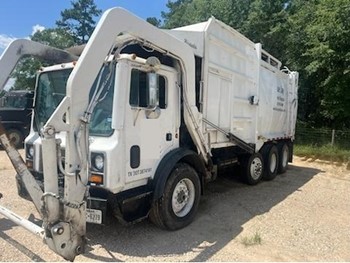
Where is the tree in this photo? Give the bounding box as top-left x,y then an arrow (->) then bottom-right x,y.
161,0 -> 350,128
162,0 -> 259,33
286,0 -> 350,128
240,0 -> 291,60
11,58 -> 41,90
12,0 -> 101,90
161,0 -> 289,57
146,17 -> 162,27
31,28 -> 76,49
11,28 -> 77,91
161,0 -> 193,28
56,0 -> 102,44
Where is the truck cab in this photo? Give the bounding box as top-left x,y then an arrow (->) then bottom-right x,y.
22,51 -> 183,224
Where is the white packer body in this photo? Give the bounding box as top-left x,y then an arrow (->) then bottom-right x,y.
168,18 -> 298,151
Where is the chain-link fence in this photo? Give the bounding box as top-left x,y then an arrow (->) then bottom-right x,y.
295,126 -> 350,149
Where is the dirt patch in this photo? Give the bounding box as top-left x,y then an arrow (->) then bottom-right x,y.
0,151 -> 349,261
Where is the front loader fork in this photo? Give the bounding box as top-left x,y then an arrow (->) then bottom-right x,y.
0,121 -> 86,261
41,126 -> 86,260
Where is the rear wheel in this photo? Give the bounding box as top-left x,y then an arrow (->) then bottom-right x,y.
149,163 -> 201,230
261,145 -> 279,181
278,143 -> 289,174
240,153 -> 264,185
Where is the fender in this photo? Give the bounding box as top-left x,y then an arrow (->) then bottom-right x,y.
151,148 -> 207,201
1,122 -> 29,136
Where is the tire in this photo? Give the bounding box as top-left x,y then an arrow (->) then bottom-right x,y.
261,145 -> 279,181
240,153 -> 264,185
277,142 -> 289,174
149,163 -> 201,231
7,129 -> 23,149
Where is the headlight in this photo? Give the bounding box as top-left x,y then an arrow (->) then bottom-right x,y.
27,145 -> 34,158
93,154 -> 104,171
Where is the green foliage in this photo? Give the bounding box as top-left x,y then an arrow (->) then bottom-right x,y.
146,17 -> 162,27
162,0 -> 350,129
241,232 -> 262,247
11,58 -> 41,90
161,0 -> 290,59
31,28 -> 76,49
11,28 -> 77,91
286,0 -> 350,128
161,0 -> 255,29
7,0 -> 350,128
294,144 -> 350,163
161,0 -> 192,28
12,0 -> 101,90
56,0 -> 102,44
240,0 -> 290,59
295,121 -> 350,162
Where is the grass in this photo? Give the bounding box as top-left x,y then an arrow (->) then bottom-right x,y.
241,232 -> 262,247
294,144 -> 350,163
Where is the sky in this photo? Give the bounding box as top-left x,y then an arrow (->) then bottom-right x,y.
0,0 -> 169,55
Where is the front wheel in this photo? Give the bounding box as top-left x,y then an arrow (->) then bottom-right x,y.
149,163 -> 201,230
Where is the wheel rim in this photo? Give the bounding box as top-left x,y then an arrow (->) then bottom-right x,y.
172,178 -> 195,217
270,152 -> 277,173
282,146 -> 289,168
250,157 -> 263,180
9,131 -> 21,146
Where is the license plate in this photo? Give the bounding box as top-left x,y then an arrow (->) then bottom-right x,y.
86,208 -> 102,224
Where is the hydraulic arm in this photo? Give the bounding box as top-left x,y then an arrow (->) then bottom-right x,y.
0,39 -> 82,260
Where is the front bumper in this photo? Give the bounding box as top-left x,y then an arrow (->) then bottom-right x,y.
15,172 -> 108,225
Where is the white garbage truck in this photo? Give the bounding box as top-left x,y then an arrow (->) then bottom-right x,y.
0,7 -> 298,261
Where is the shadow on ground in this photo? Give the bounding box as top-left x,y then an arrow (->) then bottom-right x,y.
0,218 -> 44,261
82,164 -> 321,262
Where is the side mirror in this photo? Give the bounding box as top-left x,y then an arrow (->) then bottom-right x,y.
147,72 -> 159,109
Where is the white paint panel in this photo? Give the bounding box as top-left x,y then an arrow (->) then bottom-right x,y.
206,72 -> 221,126
219,78 -> 231,129
258,66 -> 290,139
198,17 -> 297,149
163,17 -> 297,149
140,119 -> 161,159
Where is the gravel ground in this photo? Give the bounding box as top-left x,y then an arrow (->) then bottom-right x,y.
0,150 -> 349,261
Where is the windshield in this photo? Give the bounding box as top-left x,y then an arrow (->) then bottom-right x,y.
88,63 -> 115,136
34,64 -> 115,137
34,69 -> 71,131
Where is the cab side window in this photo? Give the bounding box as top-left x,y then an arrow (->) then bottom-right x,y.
129,69 -> 167,109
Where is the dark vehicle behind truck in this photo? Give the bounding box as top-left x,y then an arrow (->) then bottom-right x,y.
0,90 -> 33,148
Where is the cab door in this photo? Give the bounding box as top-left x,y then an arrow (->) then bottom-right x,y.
124,65 -> 179,185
